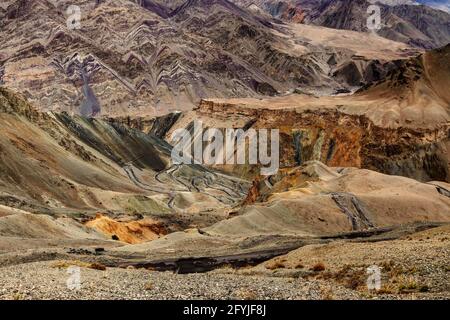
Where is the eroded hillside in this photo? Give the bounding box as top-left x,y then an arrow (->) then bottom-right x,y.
0,87 -> 250,239
165,45 -> 450,182
0,0 -> 449,301
0,0 -> 418,117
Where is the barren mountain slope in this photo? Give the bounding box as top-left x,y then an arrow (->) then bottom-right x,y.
0,0 -> 417,118
222,42 -> 450,128
163,44 -> 450,182
298,0 -> 450,49
0,0 -> 449,301
0,87 -> 250,237
231,0 -> 450,49
208,162 -> 450,236
230,0 -> 306,22
111,162 -> 450,260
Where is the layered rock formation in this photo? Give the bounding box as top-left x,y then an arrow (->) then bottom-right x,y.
166,45 -> 450,182
0,0 -> 418,118
298,0 -> 450,49
0,1 -> 449,300
231,0 -> 450,49
230,0 -> 306,22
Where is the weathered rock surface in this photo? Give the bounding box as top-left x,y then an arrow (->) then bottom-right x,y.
298,0 -> 450,49
0,0 -> 417,117
166,45 -> 450,182
0,87 -> 250,233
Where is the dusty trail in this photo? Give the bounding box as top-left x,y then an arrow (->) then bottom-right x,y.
123,165 -> 172,194
123,163 -> 248,208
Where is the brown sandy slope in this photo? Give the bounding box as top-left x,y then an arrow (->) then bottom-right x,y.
85,214 -> 167,244
114,162 -> 450,257
0,87 -> 250,239
0,213 -> 105,240
208,161 -> 450,236
201,44 -> 450,129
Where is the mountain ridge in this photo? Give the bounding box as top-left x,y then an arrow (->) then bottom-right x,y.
0,0 -> 417,117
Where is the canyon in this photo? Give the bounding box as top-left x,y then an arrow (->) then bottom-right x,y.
146,44 -> 450,182
0,0 -> 449,300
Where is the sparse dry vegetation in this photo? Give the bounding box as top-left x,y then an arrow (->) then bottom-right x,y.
51,260 -> 107,271
265,258 -> 287,270
320,286 -> 334,300
144,282 -> 153,291
311,263 -> 326,272
318,261 -> 432,295
319,265 -> 366,290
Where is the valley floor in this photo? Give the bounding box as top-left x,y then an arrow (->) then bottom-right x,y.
1,224 -> 448,300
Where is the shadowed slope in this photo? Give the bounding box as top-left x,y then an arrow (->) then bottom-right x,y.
0,88 -> 249,222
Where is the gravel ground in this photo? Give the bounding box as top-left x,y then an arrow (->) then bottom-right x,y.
0,261 -> 363,300
249,225 -> 450,300
0,226 -> 448,300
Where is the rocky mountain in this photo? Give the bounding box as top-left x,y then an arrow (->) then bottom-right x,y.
0,0 -> 449,301
416,0 -> 450,13
230,0 -> 306,22
232,0 -> 450,49
0,87 -> 249,237
165,44 -> 450,182
0,0 -> 418,118
299,0 -> 450,49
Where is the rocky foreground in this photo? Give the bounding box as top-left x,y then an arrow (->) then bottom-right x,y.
1,224 -> 448,300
